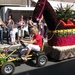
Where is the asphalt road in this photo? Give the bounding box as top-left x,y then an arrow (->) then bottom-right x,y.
13,57 -> 75,75
1,55 -> 75,75
0,40 -> 75,75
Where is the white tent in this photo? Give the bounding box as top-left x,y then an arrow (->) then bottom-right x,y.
3,6 -> 35,21
5,7 -> 35,11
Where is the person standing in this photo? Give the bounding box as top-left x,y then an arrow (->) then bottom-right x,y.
28,16 -> 34,39
38,20 -> 44,38
44,23 -> 48,40
10,26 -> 16,45
17,15 -> 25,43
5,15 -> 14,44
0,20 -> 7,44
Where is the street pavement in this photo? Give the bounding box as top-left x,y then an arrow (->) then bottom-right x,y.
0,42 -> 21,49
0,37 -> 30,49
0,37 -> 48,48
13,57 -> 75,75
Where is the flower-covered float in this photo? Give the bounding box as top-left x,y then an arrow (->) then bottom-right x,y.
32,0 -> 75,60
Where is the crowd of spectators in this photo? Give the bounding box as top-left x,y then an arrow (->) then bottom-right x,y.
0,15 -> 48,45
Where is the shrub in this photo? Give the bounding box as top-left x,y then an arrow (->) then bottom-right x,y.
55,3 -> 74,21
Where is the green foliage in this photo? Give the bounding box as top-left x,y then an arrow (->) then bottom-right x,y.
55,3 -> 75,20
0,56 -> 6,64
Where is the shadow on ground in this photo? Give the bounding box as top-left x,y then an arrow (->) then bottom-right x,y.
13,57 -> 75,75
0,57 -> 75,75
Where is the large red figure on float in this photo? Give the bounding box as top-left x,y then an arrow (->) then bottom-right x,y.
32,0 -> 75,46
32,0 -> 75,60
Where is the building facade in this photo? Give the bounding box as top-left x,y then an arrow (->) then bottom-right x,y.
0,0 -> 33,21
0,0 -> 74,5
0,0 -> 27,6
0,0 -> 75,21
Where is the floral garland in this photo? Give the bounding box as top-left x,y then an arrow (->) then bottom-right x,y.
48,29 -> 75,37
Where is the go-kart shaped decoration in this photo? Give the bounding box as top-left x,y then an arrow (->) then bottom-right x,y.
0,41 -> 48,75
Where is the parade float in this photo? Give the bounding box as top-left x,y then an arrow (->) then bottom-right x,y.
32,0 -> 75,60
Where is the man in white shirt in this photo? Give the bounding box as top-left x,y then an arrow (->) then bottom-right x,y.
17,15 -> 25,43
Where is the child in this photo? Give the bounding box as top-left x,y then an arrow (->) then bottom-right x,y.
10,26 -> 16,45
38,20 -> 44,37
